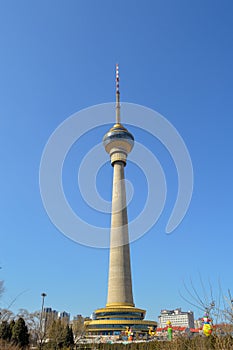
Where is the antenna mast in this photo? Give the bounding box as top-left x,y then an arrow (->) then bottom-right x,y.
116,64 -> 120,124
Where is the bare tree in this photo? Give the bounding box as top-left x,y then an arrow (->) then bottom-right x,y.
47,319 -> 66,349
180,277 -> 233,333
179,275 -> 222,323
0,309 -> 14,322
71,315 -> 85,342
17,309 -> 41,346
221,289 -> 233,324
16,308 -> 56,347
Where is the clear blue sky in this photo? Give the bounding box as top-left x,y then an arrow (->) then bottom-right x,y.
0,0 -> 233,322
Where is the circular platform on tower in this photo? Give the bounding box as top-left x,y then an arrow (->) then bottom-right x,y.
84,305 -> 157,335
103,123 -> 134,165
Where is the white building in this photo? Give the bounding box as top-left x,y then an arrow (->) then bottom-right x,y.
158,308 -> 195,328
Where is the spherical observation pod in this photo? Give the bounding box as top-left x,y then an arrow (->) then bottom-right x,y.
103,123 -> 134,153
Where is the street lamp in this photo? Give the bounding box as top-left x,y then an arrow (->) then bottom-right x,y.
41,293 -> 47,314
39,292 -> 47,350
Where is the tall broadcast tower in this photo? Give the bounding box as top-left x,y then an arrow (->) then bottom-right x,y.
85,65 -> 156,336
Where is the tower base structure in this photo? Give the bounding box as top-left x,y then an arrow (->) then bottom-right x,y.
85,305 -> 157,336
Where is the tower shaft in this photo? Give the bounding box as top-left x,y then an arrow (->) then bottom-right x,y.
106,161 -> 134,307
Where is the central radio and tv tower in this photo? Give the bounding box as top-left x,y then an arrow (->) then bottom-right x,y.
105,64 -> 134,308
85,65 -> 156,335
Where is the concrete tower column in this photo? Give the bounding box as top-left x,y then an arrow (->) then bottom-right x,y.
106,160 -> 134,307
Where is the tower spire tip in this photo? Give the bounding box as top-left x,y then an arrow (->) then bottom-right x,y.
116,63 -> 120,94
115,63 -> 120,124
